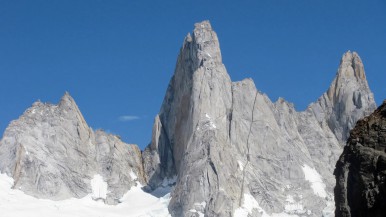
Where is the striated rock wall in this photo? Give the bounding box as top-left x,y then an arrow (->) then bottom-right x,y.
144,21 -> 377,216
310,51 -> 376,144
0,20 -> 379,217
335,101 -> 386,217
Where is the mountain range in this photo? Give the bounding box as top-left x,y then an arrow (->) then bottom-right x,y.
0,21 -> 378,217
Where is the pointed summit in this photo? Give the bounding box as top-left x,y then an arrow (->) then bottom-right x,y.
180,20 -> 222,70
337,51 -> 366,81
144,20 -> 236,216
311,51 -> 376,144
327,51 -> 372,104
58,91 -> 79,110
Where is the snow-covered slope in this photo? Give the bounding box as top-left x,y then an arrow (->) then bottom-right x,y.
0,173 -> 171,217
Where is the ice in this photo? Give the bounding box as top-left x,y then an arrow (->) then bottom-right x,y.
301,164 -> 327,198
0,173 -> 171,217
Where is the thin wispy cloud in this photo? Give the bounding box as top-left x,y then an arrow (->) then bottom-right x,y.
118,115 -> 140,122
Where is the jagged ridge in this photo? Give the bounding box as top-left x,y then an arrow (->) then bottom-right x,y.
143,20 -> 377,216
0,93 -> 145,204
0,20 -> 378,217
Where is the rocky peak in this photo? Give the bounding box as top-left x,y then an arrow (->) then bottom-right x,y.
311,51 -> 376,144
58,92 -> 79,110
181,20 -> 222,71
0,93 -> 145,204
327,51 -> 369,102
340,51 -> 366,80
148,22 -> 379,217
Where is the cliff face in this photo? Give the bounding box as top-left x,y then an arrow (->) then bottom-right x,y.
335,101 -> 386,217
0,93 -> 145,204
310,51 -> 376,144
143,21 -> 377,216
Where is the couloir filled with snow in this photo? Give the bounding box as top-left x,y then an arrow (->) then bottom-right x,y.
0,173 -> 172,217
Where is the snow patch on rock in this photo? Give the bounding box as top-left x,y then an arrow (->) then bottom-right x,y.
237,160 -> 244,171
322,194 -> 335,217
204,113 -> 216,129
234,194 -> 269,217
129,170 -> 138,181
91,174 -> 108,200
284,195 -> 304,214
302,164 -> 327,198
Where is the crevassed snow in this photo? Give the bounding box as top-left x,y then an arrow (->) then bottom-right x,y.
0,173 -> 171,217
301,164 -> 327,198
91,174 -> 108,200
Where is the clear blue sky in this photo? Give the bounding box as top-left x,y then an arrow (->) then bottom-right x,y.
1,0 -> 385,149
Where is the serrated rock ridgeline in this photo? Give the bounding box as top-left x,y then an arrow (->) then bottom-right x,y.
0,93 -> 145,204
0,20 -> 379,217
144,21 -> 377,216
311,51 -> 376,144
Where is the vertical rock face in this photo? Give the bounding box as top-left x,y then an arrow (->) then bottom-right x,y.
0,93 -> 145,204
335,101 -> 386,217
144,21 -> 377,216
143,21 -> 235,216
310,51 -> 376,144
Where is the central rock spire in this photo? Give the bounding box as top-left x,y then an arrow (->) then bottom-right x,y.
144,21 -> 377,216
142,20 -> 234,216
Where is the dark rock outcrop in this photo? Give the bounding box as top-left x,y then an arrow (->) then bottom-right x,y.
335,101 -> 386,217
